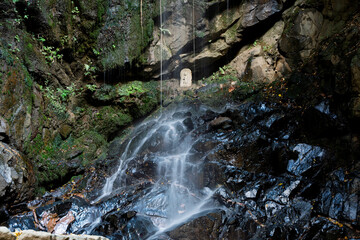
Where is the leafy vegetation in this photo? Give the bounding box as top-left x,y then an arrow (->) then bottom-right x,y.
40,46 -> 63,64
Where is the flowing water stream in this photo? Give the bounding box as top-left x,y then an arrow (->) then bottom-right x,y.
90,0 -> 219,236
89,104 -> 224,238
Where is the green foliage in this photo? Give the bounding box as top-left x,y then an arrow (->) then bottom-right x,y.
60,35 -> 69,46
160,26 -> 172,36
195,30 -> 205,38
92,48 -> 100,56
37,36 -> 46,42
71,1 -> 80,20
86,84 -> 98,92
94,84 -> 117,101
117,81 -> 146,97
14,35 -> 20,42
41,46 -> 63,64
204,65 -> 238,84
41,83 -> 76,117
84,62 -> 97,80
57,84 -> 76,101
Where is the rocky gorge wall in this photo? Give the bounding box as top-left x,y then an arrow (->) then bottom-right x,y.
0,0 -> 359,233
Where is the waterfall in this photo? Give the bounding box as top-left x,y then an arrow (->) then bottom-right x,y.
91,0 -> 220,236
90,103 -> 221,237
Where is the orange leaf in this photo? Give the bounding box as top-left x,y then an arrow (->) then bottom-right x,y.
228,86 -> 235,92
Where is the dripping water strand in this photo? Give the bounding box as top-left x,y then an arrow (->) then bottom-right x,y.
160,0 -> 163,114
192,0 -> 196,82
227,0 -> 229,22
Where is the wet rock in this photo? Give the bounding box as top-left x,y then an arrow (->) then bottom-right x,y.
329,193 -> 344,219
193,140 -> 219,153
0,142 -> 34,206
167,212 -> 222,240
287,144 -> 325,176
183,117 -> 194,131
351,53 -> 360,117
343,193 -> 358,222
200,110 -> 218,122
209,117 -> 232,130
96,213 -> 156,240
0,117 -> 9,142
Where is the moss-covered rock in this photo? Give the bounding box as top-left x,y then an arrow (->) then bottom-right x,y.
94,106 -> 132,137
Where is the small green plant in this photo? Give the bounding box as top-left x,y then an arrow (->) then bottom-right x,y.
195,31 -> 205,38
205,65 -> 238,84
262,45 -> 272,53
14,35 -> 20,42
160,26 -> 171,36
253,40 -> 258,47
84,62 -> 97,80
41,46 -> 63,64
57,84 -> 76,101
92,48 -> 100,56
71,1 -> 80,20
60,35 -> 69,46
41,83 -> 77,116
86,84 -> 98,92
8,43 -> 20,54
14,18 -> 21,25
43,86 -> 67,115
37,36 -> 46,42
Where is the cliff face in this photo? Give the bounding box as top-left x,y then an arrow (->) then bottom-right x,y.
0,0 -> 359,219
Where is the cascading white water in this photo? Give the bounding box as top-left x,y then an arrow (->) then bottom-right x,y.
92,0 -> 219,236
91,105 -> 220,237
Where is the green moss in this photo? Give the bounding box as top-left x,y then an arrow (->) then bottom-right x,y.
94,106 -> 133,136
74,130 -> 108,166
117,81 -> 147,99
98,0 -> 156,70
93,84 -> 117,101
24,132 -> 84,189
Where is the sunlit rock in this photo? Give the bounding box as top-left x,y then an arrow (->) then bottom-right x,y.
0,142 -> 33,205
0,117 -> 9,142
0,227 -> 15,240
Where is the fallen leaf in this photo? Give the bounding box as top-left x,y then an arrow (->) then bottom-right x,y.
228,86 -> 235,93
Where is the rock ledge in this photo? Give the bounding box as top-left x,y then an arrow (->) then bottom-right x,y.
0,227 -> 108,240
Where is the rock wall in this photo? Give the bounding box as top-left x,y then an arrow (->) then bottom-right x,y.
0,0 -> 359,217
0,0 -> 159,208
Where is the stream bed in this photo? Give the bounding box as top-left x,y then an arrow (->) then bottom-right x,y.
8,98 -> 360,239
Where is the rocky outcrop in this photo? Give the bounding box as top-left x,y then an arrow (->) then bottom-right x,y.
140,0 -> 291,79
0,227 -> 108,240
0,141 -> 34,209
